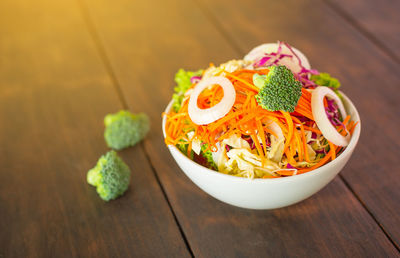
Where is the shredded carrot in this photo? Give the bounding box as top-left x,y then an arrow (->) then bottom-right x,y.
208,110 -> 245,132
302,126 -> 321,134
285,148 -> 296,165
224,71 -> 260,92
298,143 -> 336,174
187,141 -> 192,156
349,121 -> 359,135
293,129 -> 303,162
328,141 -> 336,160
342,115 -> 351,127
291,116 -> 311,163
276,170 -> 298,176
294,88 -> 314,120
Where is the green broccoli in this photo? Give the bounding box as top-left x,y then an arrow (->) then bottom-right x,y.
254,65 -> 302,112
87,151 -> 131,201
104,110 -> 150,150
172,69 -> 203,112
310,72 -> 341,90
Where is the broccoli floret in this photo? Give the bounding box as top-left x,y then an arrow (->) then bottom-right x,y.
310,72 -> 340,90
104,110 -> 149,150
172,69 -> 203,112
254,65 -> 302,112
87,151 -> 131,201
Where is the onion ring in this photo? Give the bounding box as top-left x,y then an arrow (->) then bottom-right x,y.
188,76 -> 236,125
311,86 -> 350,146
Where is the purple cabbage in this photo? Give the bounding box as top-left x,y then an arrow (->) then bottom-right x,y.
286,163 -> 295,169
190,76 -> 202,84
253,41 -> 321,89
253,41 -> 293,68
296,115 -> 312,123
325,98 -> 343,127
255,56 -> 272,67
248,139 -> 256,150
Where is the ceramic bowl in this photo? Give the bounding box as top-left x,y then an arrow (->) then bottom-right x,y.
162,93 -> 361,209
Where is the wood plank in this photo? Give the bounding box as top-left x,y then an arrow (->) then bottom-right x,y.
328,0 -> 400,60
196,0 -> 400,249
83,0 -> 399,256
0,0 -> 190,257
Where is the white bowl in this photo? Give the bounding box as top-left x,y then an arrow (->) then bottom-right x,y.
162,93 -> 361,209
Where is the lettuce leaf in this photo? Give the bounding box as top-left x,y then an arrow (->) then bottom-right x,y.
310,72 -> 341,90
172,69 -> 203,112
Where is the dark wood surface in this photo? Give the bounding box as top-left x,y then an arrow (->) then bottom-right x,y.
0,0 -> 189,257
328,0 -> 400,61
0,0 -> 399,257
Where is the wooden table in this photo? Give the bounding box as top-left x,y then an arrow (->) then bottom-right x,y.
1,0 -> 399,257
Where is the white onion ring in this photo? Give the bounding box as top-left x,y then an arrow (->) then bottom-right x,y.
311,86 -> 350,146
188,76 -> 236,125
244,43 -> 310,74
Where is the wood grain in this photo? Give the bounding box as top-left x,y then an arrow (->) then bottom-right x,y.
197,0 -> 400,249
82,0 -> 399,256
328,0 -> 400,61
0,0 -> 189,257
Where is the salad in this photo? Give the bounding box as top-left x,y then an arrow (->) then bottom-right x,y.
163,42 -> 358,179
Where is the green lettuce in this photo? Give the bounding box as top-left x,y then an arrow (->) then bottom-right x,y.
310,72 -> 341,90
172,69 -> 203,112
201,144 -> 217,170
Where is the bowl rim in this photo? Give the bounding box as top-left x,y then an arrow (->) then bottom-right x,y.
162,91 -> 361,184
